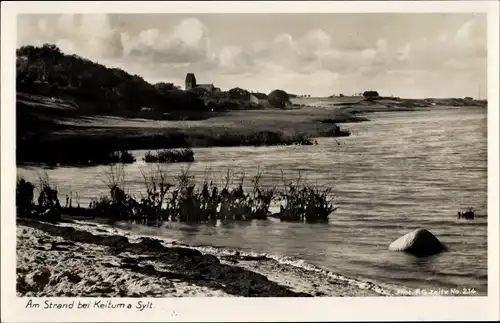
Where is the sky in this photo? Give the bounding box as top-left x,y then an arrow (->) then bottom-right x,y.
17,13 -> 487,98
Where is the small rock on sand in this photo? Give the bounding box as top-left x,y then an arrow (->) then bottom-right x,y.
389,228 -> 446,257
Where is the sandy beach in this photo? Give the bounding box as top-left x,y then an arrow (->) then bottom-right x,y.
17,218 -> 391,297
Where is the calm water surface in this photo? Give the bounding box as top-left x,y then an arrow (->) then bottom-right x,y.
18,107 -> 488,294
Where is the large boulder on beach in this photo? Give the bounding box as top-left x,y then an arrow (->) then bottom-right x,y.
389,228 -> 446,257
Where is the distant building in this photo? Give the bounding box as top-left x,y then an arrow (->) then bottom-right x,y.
185,73 -> 217,94
196,83 -> 215,93
363,90 -> 380,100
249,93 -> 268,105
185,73 -> 197,91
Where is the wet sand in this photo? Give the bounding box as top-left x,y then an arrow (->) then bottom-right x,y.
16,219 -> 388,297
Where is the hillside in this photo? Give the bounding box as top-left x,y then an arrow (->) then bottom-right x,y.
17,44 -> 209,117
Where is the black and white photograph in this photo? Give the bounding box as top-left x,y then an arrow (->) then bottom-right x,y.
1,1 -> 499,322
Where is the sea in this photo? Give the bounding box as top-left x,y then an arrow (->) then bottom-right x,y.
17,106 -> 488,295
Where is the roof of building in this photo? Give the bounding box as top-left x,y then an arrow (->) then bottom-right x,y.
185,73 -> 196,84
251,92 -> 268,100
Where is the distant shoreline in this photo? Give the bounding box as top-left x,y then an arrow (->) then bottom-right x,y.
17,92 -> 486,166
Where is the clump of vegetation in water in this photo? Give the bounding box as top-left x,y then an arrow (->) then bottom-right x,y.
143,148 -> 195,163
35,172 -> 63,222
134,168 -> 333,223
16,176 -> 35,218
126,167 -> 276,223
275,172 -> 336,223
22,167 -> 337,225
457,207 -> 475,220
89,164 -> 138,221
16,173 -> 62,222
216,168 -> 276,221
134,165 -> 173,222
109,150 -> 136,164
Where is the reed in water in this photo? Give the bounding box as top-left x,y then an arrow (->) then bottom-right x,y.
17,166 -> 338,224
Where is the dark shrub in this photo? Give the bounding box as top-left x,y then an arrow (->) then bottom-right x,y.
90,165 -> 138,221
318,124 -> 351,137
35,172 -> 62,222
363,91 -> 379,100
136,166 -> 173,222
268,89 -> 291,109
228,87 -> 251,101
113,150 -> 136,164
16,177 -> 35,217
16,173 -> 62,222
79,167 -> 337,225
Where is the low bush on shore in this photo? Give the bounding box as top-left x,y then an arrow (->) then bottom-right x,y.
144,149 -> 195,163
17,167 -> 337,224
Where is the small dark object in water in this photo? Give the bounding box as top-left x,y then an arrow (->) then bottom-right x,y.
458,208 -> 475,220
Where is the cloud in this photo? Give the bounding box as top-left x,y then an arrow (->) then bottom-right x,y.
218,45 -> 256,74
16,14 -> 487,97
243,28 -> 398,79
455,20 -> 475,42
121,18 -> 214,64
18,14 -> 123,60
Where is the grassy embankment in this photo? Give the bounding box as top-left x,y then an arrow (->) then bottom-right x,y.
17,94 -> 354,166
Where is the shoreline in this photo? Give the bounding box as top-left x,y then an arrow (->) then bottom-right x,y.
17,218 -> 394,297
18,97 -> 483,166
